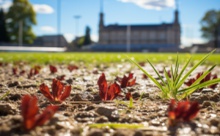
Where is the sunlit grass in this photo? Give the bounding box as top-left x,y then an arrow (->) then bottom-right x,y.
0,52 -> 220,64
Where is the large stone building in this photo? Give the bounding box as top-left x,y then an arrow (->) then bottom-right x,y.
93,7 -> 181,52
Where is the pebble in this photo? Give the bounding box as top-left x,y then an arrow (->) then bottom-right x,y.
7,81 -> 19,87
0,103 -> 16,115
96,106 -> 119,121
95,116 -> 109,123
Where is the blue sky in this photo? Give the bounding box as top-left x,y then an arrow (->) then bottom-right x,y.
1,0 -> 220,46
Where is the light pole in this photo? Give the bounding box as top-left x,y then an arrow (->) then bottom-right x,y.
74,15 -> 81,39
57,0 -> 61,47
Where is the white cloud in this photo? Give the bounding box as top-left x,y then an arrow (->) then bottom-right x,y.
118,0 -> 175,10
63,33 -> 75,43
33,4 -> 54,14
181,36 -> 207,47
40,26 -> 56,33
0,1 -> 12,12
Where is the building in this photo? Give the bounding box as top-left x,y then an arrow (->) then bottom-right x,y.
92,4 -> 181,52
34,35 -> 68,47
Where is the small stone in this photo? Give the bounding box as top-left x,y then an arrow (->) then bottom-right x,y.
133,130 -> 144,136
202,101 -> 212,108
7,81 -> 19,87
210,118 -> 219,126
95,116 -> 109,123
0,103 -> 16,115
210,93 -> 220,102
96,106 -> 119,121
87,129 -> 103,136
201,88 -> 213,93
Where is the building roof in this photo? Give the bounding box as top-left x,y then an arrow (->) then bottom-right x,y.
103,23 -> 174,31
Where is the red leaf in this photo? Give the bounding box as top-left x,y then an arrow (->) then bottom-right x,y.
35,105 -> 59,126
168,99 -> 199,126
120,73 -> 136,88
39,83 -> 54,102
49,65 -> 57,74
97,73 -> 121,100
184,78 -> 196,86
57,75 -> 65,81
12,67 -> 17,75
40,79 -> 71,103
125,92 -> 133,100
21,95 -> 58,130
21,95 -> 38,130
67,65 -> 78,72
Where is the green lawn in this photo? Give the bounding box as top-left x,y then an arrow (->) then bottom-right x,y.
0,52 -> 220,65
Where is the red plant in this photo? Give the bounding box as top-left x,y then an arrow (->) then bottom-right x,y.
116,73 -> 136,88
39,79 -> 71,103
49,65 -> 57,74
57,75 -> 65,81
185,72 -> 218,89
97,73 -> 121,100
125,92 -> 133,100
168,99 -> 199,126
12,67 -> 18,75
67,64 -> 78,72
21,95 -> 58,130
28,66 -> 41,78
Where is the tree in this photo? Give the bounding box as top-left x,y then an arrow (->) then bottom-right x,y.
0,8 -> 10,43
6,0 -> 36,44
83,26 -> 92,46
201,10 -> 220,48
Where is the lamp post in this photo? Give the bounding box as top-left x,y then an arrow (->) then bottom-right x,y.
57,0 -> 61,47
74,15 -> 81,39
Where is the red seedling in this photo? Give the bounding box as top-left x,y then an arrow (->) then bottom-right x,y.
118,73 -> 136,88
125,92 -> 133,100
57,75 -> 65,81
168,99 -> 199,126
97,73 -> 121,101
40,79 -> 71,103
67,64 -> 78,72
21,95 -> 58,131
12,67 -> 18,75
185,72 -> 218,90
28,66 -> 41,78
49,65 -> 57,74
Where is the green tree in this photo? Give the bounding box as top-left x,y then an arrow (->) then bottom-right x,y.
0,8 -> 10,43
83,26 -> 92,46
6,0 -> 36,44
201,10 -> 220,48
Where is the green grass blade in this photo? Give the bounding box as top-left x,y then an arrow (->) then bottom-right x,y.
174,57 -> 191,86
178,78 -> 220,95
0,90 -> 10,100
127,57 -> 165,93
176,50 -> 215,90
147,59 -> 166,86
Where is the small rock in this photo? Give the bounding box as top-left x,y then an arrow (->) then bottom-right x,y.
210,118 -> 219,126
7,81 -> 19,87
96,106 -> 119,121
201,88 -> 213,94
0,103 -> 16,115
133,130 -> 144,136
95,116 -> 109,123
210,93 -> 220,102
202,101 -> 212,108
87,129 -> 103,136
8,94 -> 21,101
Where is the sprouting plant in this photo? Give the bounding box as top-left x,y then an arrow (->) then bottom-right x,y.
21,95 -> 58,131
168,99 -> 199,126
0,90 -> 10,101
49,65 -> 58,74
128,50 -> 220,100
28,65 -> 41,78
97,73 -> 121,101
67,64 -> 78,72
39,79 -> 71,103
116,73 -> 136,88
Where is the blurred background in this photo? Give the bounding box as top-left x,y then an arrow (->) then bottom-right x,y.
0,0 -> 220,52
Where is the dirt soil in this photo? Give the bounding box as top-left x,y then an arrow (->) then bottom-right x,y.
0,62 -> 220,136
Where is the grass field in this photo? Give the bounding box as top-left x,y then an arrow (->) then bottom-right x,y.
0,52 -> 220,65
